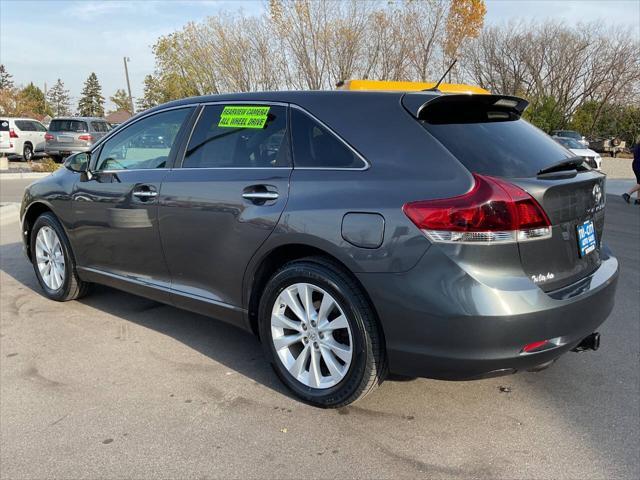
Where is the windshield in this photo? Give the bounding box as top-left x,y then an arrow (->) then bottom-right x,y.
555,137 -> 583,149
555,130 -> 581,140
422,118 -> 574,178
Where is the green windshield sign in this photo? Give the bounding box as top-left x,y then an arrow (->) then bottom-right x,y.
218,105 -> 270,129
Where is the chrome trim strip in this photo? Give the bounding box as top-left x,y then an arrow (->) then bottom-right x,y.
242,192 -> 279,200
78,266 -> 247,313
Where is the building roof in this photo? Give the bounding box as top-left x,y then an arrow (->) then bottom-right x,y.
106,110 -> 132,124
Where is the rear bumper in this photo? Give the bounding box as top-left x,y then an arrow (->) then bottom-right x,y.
45,146 -> 90,156
357,245 -> 619,380
0,145 -> 16,155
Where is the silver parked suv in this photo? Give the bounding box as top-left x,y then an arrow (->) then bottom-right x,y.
45,117 -> 111,161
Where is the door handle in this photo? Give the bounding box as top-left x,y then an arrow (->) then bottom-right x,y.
242,192 -> 279,201
133,185 -> 158,201
133,190 -> 158,198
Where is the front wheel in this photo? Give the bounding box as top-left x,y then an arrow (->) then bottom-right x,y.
30,212 -> 90,301
259,257 -> 386,407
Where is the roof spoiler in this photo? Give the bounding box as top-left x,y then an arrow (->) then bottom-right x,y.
402,93 -> 529,122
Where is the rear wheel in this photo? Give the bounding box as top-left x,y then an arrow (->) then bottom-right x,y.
30,213 -> 89,301
23,143 -> 33,161
259,257 -> 385,407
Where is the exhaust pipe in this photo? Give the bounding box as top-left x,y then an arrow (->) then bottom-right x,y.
572,332 -> 600,352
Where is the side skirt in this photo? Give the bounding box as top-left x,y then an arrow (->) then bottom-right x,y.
77,266 -> 249,332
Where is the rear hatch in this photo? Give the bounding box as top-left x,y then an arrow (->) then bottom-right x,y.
403,93 -> 606,292
47,119 -> 91,150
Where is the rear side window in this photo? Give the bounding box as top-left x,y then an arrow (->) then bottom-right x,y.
183,104 -> 289,168
291,108 -> 365,169
0,120 -> 10,131
14,120 -> 33,131
421,114 -> 573,178
49,120 -> 88,133
32,121 -> 47,132
91,121 -> 110,132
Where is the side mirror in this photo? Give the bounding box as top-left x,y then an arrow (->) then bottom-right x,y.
65,152 -> 90,173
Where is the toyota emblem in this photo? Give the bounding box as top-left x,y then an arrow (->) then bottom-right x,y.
592,183 -> 602,205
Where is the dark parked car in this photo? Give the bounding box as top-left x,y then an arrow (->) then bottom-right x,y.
20,91 -> 618,407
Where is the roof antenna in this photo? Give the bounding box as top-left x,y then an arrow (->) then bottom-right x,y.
423,59 -> 457,92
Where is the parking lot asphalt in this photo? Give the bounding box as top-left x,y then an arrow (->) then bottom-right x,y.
0,179 -> 638,479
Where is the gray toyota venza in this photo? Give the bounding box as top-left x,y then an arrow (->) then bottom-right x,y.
20,91 -> 619,407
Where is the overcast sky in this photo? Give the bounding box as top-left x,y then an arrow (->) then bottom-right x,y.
1,0 -> 639,111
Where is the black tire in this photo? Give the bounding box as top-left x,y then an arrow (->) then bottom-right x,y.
30,212 -> 90,301
258,257 -> 386,408
23,143 -> 33,161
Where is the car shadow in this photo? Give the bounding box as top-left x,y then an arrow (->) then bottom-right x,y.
0,240 -> 295,400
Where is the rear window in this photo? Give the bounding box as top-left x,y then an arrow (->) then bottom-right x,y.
422,115 -> 574,178
49,119 -> 88,133
0,120 -> 9,131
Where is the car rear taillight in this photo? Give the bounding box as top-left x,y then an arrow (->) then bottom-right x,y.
403,173 -> 551,244
9,129 -> 18,138
78,134 -> 94,142
44,133 -> 54,141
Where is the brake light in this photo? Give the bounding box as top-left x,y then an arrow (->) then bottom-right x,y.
403,174 -> 551,244
9,129 -> 18,138
44,133 -> 54,141
78,134 -> 94,142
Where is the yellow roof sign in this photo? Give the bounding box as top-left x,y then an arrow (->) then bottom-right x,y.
338,79 -> 490,95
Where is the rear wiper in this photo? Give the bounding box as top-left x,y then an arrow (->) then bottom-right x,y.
537,156 -> 585,176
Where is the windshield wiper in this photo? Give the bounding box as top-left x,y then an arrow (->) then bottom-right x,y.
537,156 -> 585,176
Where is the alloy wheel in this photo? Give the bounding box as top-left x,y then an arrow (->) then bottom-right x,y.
271,283 -> 353,389
35,226 -> 65,290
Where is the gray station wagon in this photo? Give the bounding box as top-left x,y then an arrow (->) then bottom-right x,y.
45,117 -> 111,161
20,91 -> 618,407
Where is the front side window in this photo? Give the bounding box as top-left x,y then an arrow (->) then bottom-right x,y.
183,104 -> 289,168
95,108 -> 191,171
290,108 -> 365,169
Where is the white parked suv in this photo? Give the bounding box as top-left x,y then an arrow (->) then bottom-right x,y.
0,117 -> 48,160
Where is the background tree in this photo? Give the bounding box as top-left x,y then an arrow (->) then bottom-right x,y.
20,83 -> 52,116
77,72 -> 105,117
109,88 -> 132,113
47,79 -> 71,116
0,64 -> 14,90
443,0 -> 486,80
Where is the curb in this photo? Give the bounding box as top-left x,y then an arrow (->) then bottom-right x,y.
0,172 -> 51,180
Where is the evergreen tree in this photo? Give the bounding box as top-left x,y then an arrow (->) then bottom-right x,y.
0,64 -> 14,90
20,83 -> 52,116
109,88 -> 132,113
77,72 -> 105,117
47,78 -> 71,116
136,75 -> 162,112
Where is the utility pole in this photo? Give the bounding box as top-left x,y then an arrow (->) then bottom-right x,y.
123,57 -> 134,114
